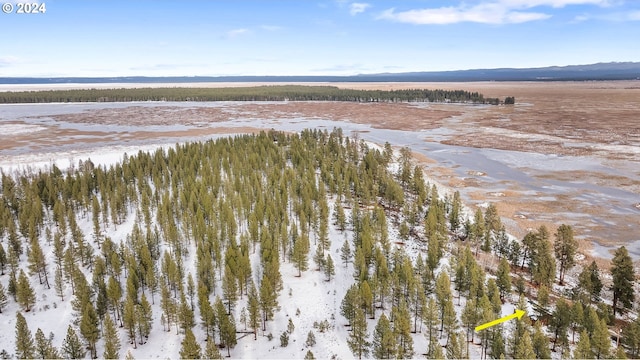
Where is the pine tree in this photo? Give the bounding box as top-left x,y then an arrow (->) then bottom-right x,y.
532,322 -> 551,359
247,281 -> 260,340
103,315 -> 121,359
348,308 -> 370,359
259,275 -> 277,331
514,331 -> 535,360
221,265 -> 237,314
611,246 -> 635,317
179,328 -> 202,360
14,313 -> 35,360
324,254 -> 335,281
591,317 -> 610,359
578,260 -> 603,303
80,303 -> 100,358
554,224 -> 578,285
447,331 -> 466,360
136,293 -> 153,343
340,240 -> 351,267
16,269 -> 36,312
551,299 -> 572,352
0,282 -> 7,313
217,297 -> 237,357
54,266 -> 64,301
204,337 -> 222,359
496,257 -> 511,300
393,300 -> 413,359
62,325 -> 85,360
123,294 -> 137,348
304,350 -> 315,360
292,234 -> 310,277
435,271 -> 452,333
372,313 -> 395,359
306,331 -> 316,347
34,327 -> 59,359
574,329 -> 594,359
287,318 -> 295,334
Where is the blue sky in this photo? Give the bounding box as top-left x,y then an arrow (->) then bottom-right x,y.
1,0 -> 639,77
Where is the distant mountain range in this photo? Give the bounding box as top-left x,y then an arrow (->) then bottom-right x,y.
2,62 -> 639,84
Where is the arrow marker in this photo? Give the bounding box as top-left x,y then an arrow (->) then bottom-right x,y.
475,309 -> 526,332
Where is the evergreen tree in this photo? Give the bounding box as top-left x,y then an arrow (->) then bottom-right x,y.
490,329 -> 506,359
0,282 -> 7,313
554,224 -> 578,285
393,300 -> 413,359
304,350 -> 315,360
14,313 -> 35,360
577,261 -> 603,303
247,281 -> 260,340
551,299 -> 572,352
324,254 -> 335,281
136,293 -> 153,343
61,325 -> 85,360
347,308 -> 370,359
80,303 -> 100,358
17,269 -> 36,312
306,331 -> 316,347
496,257 -> 511,300
204,336 -> 222,360
54,266 -> 64,301
292,234 -> 310,277
574,329 -> 594,359
103,315 -> 121,360
123,294 -> 138,347
532,322 -> 551,359
447,331 -> 466,360
259,275 -> 277,331
372,313 -> 395,359
591,317 -> 610,359
514,331 -> 535,360
217,297 -> 237,357
611,246 -> 635,317
34,327 -> 59,359
340,240 -> 351,268
179,328 -> 202,360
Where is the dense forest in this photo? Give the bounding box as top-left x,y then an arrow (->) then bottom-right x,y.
0,85 -> 505,104
0,129 -> 636,359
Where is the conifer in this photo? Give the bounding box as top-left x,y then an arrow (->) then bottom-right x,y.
179,328 -> 201,360
61,325 -> 85,360
14,313 -> 35,360
16,269 -> 36,312
103,315 -> 121,359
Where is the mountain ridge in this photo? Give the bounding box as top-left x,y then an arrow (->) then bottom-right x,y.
1,61 -> 639,84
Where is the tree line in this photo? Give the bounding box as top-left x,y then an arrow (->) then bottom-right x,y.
0,85 -> 505,104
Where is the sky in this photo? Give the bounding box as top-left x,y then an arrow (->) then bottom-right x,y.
1,0 -> 639,77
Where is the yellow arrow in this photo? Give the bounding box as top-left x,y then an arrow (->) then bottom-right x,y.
475,309 -> 526,332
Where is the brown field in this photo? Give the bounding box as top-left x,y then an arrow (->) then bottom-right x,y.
2,80 -> 639,263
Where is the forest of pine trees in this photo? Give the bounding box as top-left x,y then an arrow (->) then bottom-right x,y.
0,128 -> 636,359
0,85 -> 503,104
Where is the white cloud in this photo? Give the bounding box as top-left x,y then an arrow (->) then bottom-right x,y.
226,28 -> 250,38
629,11 -> 640,20
349,3 -> 370,15
377,0 -> 617,25
499,0 -> 612,8
378,4 -> 550,25
0,56 -> 20,66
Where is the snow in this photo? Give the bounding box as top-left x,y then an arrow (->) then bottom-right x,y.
0,130 -> 618,360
